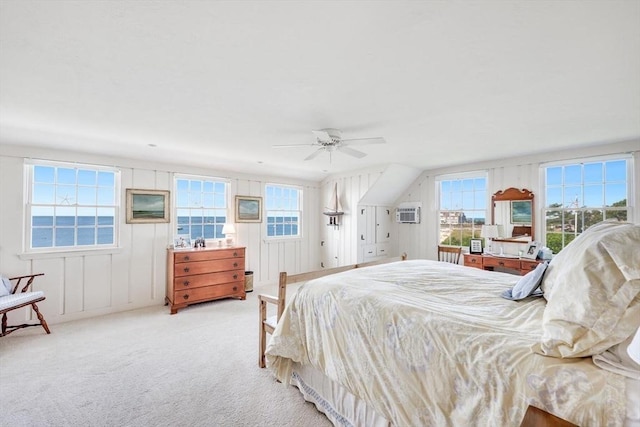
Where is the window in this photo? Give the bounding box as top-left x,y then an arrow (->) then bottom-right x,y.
437,173 -> 487,247
175,176 -> 227,240
27,161 -> 119,250
543,156 -> 631,254
265,184 -> 302,238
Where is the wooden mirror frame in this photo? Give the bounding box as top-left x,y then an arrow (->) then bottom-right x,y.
491,187 -> 534,242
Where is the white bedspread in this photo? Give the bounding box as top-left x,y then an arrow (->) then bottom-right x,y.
266,259 -> 626,426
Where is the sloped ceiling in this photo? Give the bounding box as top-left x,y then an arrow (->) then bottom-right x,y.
0,1 -> 638,182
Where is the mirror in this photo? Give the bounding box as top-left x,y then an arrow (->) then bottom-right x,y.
491,188 -> 534,242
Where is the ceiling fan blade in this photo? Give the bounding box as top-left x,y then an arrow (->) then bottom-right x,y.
311,129 -> 333,142
304,148 -> 324,161
341,137 -> 386,145
337,145 -> 367,158
272,143 -> 316,148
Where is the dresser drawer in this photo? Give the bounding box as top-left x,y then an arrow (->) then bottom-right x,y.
464,254 -> 484,269
520,260 -> 541,274
173,248 -> 245,263
483,256 -> 520,270
173,270 -> 244,290
173,281 -> 245,304
174,257 -> 245,277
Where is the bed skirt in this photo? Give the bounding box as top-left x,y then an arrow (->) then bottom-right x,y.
290,362 -> 640,427
289,362 -> 389,427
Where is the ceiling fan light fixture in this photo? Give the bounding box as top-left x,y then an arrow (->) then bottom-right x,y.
273,128 -> 386,162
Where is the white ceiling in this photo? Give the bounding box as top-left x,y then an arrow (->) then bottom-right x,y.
1,1 -> 639,182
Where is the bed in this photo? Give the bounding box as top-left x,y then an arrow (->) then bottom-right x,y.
265,221 -> 640,426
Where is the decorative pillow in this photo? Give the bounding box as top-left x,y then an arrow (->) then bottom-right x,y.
0,275 -> 11,297
501,262 -> 547,300
533,221 -> 640,358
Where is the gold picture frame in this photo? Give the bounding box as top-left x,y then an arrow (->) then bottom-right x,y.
235,195 -> 262,223
126,189 -> 170,224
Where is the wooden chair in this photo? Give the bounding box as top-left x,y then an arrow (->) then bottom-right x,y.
0,273 -> 50,337
258,253 -> 408,368
438,245 -> 462,264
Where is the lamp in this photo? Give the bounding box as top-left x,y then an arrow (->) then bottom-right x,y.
222,223 -> 236,246
481,225 -> 500,254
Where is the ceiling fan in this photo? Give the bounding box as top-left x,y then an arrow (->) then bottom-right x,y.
273,128 -> 385,161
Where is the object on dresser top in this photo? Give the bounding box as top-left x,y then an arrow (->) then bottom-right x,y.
166,246 -> 246,314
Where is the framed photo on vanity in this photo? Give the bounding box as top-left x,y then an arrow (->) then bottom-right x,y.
522,241 -> 540,260
469,238 -> 483,254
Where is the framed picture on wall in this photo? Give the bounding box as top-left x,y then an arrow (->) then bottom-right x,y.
126,189 -> 170,224
469,238 -> 483,254
235,196 -> 262,223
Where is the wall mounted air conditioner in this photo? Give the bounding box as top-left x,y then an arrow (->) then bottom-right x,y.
396,206 -> 420,224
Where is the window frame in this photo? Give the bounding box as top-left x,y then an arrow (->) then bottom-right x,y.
436,171 -> 488,248
24,159 -> 121,254
173,174 -> 229,242
541,154 -> 633,253
265,183 -> 303,240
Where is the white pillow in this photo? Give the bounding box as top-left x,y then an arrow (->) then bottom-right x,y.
533,221 -> 640,358
0,276 -> 11,297
501,262 -> 547,300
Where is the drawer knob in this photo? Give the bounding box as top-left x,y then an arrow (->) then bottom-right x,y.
233,286 -> 238,291
183,294 -> 189,300
471,259 -> 477,263
233,274 -> 238,279
183,281 -> 190,287
233,262 -> 238,267
233,252 -> 238,257
183,267 -> 190,273
183,256 -> 190,261
498,261 -> 505,266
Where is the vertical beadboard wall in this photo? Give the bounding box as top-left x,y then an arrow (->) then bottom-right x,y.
0,146 -> 320,325
319,166 -> 386,267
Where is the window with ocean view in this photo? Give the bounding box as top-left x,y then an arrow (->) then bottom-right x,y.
265,184 -> 301,238
437,173 -> 487,248
27,161 -> 119,250
175,176 -> 227,240
543,156 -> 631,254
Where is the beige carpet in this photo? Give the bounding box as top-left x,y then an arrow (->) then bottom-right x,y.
0,282 -> 332,427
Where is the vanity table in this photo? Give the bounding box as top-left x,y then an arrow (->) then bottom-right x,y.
464,253 -> 544,275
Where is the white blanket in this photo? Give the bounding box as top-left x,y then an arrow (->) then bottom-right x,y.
266,260 -> 626,426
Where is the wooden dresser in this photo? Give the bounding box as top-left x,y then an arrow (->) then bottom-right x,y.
166,246 -> 246,314
464,253 -> 543,276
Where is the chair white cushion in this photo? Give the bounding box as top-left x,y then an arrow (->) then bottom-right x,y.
0,291 -> 45,312
0,275 -> 11,297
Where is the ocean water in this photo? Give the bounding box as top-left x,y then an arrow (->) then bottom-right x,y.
32,216 -> 115,247
32,215 -> 300,247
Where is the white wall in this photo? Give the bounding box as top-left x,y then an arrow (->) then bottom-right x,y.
0,144 -> 320,325
393,140 -> 640,261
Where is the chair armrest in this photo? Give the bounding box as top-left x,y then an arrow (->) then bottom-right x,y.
8,273 -> 44,294
258,294 -> 278,305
